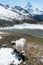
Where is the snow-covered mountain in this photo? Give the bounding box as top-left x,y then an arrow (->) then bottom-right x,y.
25,2 -> 43,15
0,3 -> 34,27
0,3 -> 31,21
0,2 -> 43,21
0,3 -> 43,27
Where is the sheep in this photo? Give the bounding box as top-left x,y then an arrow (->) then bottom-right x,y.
11,38 -> 26,53
15,38 -> 26,53
11,38 -> 26,63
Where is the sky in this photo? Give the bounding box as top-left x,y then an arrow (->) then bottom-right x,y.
0,0 -> 43,9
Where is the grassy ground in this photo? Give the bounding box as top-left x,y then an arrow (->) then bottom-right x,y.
0,32 -> 43,65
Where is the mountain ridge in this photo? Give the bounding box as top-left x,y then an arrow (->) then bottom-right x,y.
0,2 -> 43,27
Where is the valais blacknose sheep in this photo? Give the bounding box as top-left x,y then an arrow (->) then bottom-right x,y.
11,38 -> 26,53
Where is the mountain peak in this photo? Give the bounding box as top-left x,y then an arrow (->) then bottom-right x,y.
26,2 -> 33,9
25,1 -> 43,15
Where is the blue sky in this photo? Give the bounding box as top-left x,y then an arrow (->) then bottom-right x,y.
0,0 -> 43,9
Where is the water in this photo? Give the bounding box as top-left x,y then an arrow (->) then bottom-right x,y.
0,23 -> 43,38
0,29 -> 43,38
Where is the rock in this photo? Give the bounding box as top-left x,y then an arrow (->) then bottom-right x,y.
23,62 -> 26,65
12,49 -> 26,62
2,44 -> 7,47
0,36 -> 2,39
40,56 -> 43,63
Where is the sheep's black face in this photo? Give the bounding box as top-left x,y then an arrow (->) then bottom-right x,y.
12,43 -> 15,45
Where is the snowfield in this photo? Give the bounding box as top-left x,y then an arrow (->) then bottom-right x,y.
0,6 -> 19,20
0,48 -> 22,65
0,5 -> 30,21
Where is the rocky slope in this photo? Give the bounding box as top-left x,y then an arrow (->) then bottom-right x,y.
0,2 -> 43,27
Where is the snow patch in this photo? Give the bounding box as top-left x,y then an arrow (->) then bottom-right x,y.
0,48 -> 22,65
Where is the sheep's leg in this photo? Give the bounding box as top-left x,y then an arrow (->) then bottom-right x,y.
21,46 -> 24,53
22,47 -> 23,52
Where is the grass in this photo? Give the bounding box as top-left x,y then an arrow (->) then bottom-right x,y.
0,32 -> 43,47
0,32 -> 43,65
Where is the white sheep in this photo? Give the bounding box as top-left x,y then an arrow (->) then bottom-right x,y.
15,38 -> 26,53
11,38 -> 26,53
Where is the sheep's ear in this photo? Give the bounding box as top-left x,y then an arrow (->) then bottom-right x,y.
12,43 -> 15,45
